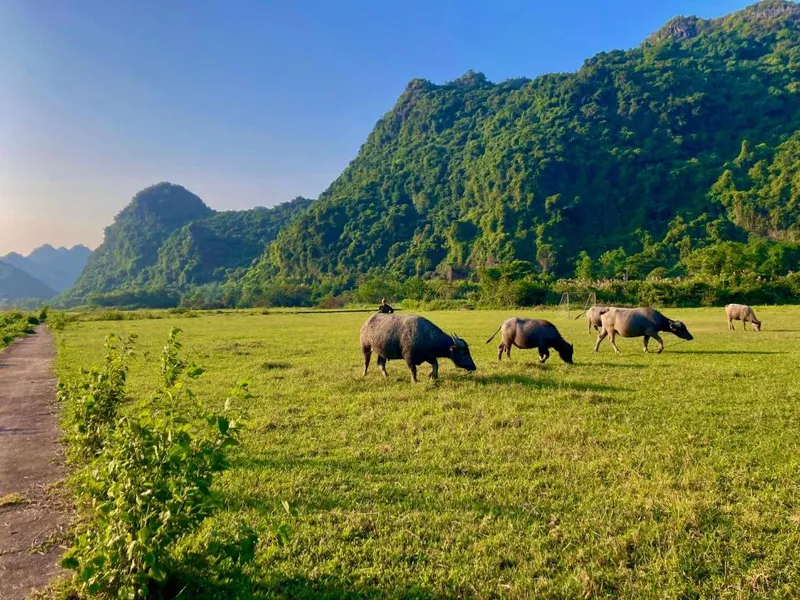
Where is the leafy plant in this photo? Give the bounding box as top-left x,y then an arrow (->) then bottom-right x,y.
0,310 -> 39,348
58,333 -> 135,463
61,327 -> 252,599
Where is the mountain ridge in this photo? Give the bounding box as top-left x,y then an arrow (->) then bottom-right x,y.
260,0 -> 800,285
60,183 -> 314,305
0,260 -> 58,302
2,244 -> 93,292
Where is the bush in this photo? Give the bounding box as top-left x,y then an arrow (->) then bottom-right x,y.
317,294 -> 346,309
60,328 -> 254,599
58,334 -> 134,463
0,310 -> 38,348
47,311 -> 78,331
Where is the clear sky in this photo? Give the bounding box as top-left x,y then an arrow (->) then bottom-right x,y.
1,0 -> 749,255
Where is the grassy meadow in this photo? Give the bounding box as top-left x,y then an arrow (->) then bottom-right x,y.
53,306 -> 800,599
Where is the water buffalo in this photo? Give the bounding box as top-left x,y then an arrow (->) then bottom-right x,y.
594,307 -> 693,354
360,313 -> 476,383
725,303 -> 761,331
586,306 -> 606,333
485,318 -> 574,364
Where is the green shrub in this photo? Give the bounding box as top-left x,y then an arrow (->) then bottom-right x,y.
60,327 -> 252,599
58,333 -> 134,463
317,294 -> 346,309
0,310 -> 38,348
47,311 -> 78,331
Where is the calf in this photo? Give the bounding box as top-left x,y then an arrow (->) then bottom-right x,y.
486,318 -> 574,364
594,307 -> 693,354
725,303 -> 761,331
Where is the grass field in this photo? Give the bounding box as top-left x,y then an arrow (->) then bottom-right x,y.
54,306 -> 800,599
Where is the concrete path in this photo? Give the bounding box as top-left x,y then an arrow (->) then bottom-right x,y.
0,326 -> 69,599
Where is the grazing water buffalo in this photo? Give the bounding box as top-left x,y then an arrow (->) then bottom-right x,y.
594,307 -> 693,354
586,306 -> 606,333
486,318 -> 574,364
360,313 -> 476,383
726,303 -> 761,331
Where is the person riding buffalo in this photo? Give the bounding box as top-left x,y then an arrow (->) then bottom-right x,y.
378,298 -> 394,314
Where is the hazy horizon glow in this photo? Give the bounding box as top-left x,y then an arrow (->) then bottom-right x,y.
0,0 -> 747,255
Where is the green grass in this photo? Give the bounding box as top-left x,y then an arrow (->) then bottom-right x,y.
54,307 -> 800,598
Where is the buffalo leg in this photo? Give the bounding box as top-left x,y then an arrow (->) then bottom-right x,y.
643,336 -> 650,353
377,356 -> 388,377
362,347 -> 371,376
743,320 -> 748,331
728,319 -> 734,331
610,331 -> 622,354
652,333 -> 664,354
594,328 -> 608,352
429,358 -> 439,380
497,343 -> 505,361
405,357 -> 418,383
539,347 -> 550,364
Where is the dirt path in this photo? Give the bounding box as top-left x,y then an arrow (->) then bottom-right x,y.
0,326 -> 70,599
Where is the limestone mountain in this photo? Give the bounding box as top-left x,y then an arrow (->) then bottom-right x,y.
263,0 -> 800,284
147,197 -> 313,288
61,182 -> 313,305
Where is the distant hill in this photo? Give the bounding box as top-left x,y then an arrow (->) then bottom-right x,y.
147,197 -> 313,287
0,260 -> 57,302
262,0 -> 800,283
60,182 -> 314,305
63,182 -> 216,303
2,244 -> 92,292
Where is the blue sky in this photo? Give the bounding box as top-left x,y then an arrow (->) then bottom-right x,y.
1,0 -> 749,254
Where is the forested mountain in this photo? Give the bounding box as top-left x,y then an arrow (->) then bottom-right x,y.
147,197 -> 313,287
0,260 -> 57,302
61,182 -> 313,305
63,183 -> 214,303
260,0 -> 800,285
2,244 -> 92,292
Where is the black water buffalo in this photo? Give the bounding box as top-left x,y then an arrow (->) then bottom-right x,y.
594,307 -> 693,354
360,313 -> 476,383
725,303 -> 761,331
486,317 -> 574,364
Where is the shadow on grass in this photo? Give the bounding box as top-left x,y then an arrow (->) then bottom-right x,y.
165,568 -> 441,600
577,362 -> 647,370
671,350 -> 786,355
472,373 -> 623,393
